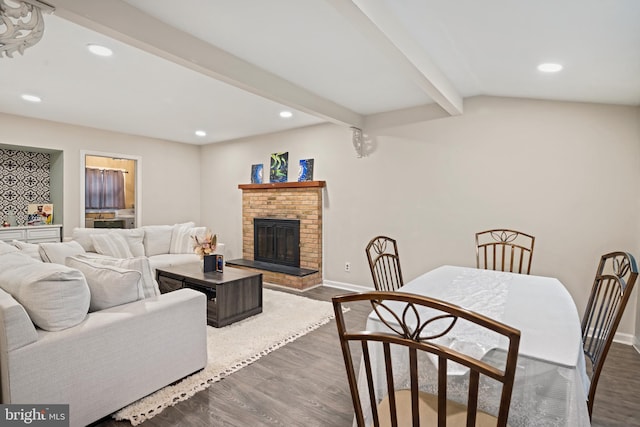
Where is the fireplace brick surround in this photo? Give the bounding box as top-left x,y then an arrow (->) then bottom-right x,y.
237,181 -> 325,290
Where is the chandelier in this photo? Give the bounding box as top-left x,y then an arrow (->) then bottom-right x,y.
0,0 -> 54,58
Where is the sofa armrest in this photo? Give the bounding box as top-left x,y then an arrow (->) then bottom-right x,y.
2,289 -> 207,427
0,289 -> 38,352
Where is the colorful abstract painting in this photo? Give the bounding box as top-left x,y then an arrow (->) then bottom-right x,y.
269,152 -> 288,183
298,159 -> 314,182
251,164 -> 263,184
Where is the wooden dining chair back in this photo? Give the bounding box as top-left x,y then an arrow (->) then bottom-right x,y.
366,236 -> 404,291
582,251 -> 638,418
475,229 -> 535,274
332,291 -> 521,427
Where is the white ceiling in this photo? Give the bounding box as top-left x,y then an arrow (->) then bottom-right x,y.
1,0 -> 639,145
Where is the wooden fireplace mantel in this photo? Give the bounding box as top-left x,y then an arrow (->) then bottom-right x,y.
238,181 -> 325,190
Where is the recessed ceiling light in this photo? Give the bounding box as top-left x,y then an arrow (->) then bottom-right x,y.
21,94 -> 41,103
87,44 -> 113,57
195,130 -> 207,137
279,111 -> 293,118
537,63 -> 563,73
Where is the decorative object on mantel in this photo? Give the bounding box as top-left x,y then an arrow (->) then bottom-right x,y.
250,163 -> 263,184
192,229 -> 217,258
0,0 -> 54,58
297,158 -> 314,182
269,152 -> 288,183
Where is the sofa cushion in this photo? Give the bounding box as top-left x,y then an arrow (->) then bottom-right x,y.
91,233 -> 134,259
0,252 -> 90,331
0,239 -> 20,255
39,241 -> 86,264
142,225 -> 173,256
66,257 -> 144,311
75,254 -> 160,298
148,253 -> 201,271
10,240 -> 42,260
170,224 -> 205,254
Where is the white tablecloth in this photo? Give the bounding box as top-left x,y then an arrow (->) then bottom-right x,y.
359,266 -> 591,427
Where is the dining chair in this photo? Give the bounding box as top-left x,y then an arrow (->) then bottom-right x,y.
332,291 -> 521,427
366,236 -> 404,291
582,251 -> 638,418
475,229 -> 535,274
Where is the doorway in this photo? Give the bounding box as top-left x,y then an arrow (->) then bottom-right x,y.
80,151 -> 141,229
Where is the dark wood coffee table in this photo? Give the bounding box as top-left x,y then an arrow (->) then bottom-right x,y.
156,263 -> 263,327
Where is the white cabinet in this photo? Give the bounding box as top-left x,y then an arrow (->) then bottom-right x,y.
0,225 -> 62,243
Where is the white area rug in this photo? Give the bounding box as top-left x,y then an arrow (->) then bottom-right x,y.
113,288 -> 343,425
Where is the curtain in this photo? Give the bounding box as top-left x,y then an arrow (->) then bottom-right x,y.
85,168 -> 126,209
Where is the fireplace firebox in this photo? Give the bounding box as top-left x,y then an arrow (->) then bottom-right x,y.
254,218 -> 300,267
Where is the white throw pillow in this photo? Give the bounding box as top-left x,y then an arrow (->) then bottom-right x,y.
170,224 -> 206,254
0,240 -> 20,255
71,227 -> 145,257
116,228 -> 145,257
75,254 -> 160,298
0,252 -> 90,331
10,240 -> 42,261
91,233 -> 134,258
142,225 -> 174,256
66,257 -> 144,312
39,241 -> 86,264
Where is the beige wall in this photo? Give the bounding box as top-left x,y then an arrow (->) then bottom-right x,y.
199,96 -> 640,338
0,112 -> 202,232
1,97 -> 639,338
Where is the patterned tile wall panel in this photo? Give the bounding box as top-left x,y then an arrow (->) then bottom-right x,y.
0,149 -> 51,226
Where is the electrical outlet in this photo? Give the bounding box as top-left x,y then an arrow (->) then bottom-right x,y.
345,262 -> 351,272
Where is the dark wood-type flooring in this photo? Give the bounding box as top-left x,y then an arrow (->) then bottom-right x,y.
93,285 -> 640,427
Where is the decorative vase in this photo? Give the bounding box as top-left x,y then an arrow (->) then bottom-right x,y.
203,254 -> 216,272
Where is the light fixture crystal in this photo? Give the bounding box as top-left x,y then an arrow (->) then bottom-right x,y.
0,0 -> 50,58
351,127 -> 366,158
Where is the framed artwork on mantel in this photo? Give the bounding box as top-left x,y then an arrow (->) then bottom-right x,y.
298,159 -> 314,182
251,164 -> 263,184
269,152 -> 288,183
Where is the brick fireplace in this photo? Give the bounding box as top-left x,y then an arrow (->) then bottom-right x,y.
229,181 -> 325,290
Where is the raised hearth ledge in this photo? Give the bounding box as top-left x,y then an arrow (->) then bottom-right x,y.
238,181 -> 325,190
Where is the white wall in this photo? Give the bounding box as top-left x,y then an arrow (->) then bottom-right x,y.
199,96 -> 640,337
0,113 -> 202,232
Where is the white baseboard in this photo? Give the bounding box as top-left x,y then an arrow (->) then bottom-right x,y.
323,280 -> 371,293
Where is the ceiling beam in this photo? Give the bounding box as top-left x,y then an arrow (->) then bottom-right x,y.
48,0 -> 364,129
326,0 -> 463,116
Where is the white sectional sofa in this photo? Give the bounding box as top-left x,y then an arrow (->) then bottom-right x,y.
70,222 -> 224,271
0,224 -> 212,426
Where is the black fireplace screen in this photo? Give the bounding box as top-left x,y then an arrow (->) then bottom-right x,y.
254,218 -> 300,267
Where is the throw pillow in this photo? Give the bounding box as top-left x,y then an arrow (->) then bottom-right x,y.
10,240 -> 43,261
116,228 -> 145,257
75,254 -> 160,298
66,257 -> 144,312
142,225 -> 174,256
39,241 -> 86,264
170,224 -> 206,254
0,252 -> 90,331
0,240 -> 20,255
91,233 -> 134,258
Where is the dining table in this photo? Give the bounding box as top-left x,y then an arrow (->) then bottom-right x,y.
357,265 -> 591,427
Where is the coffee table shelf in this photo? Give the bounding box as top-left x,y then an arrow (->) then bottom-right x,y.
156,264 -> 263,327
